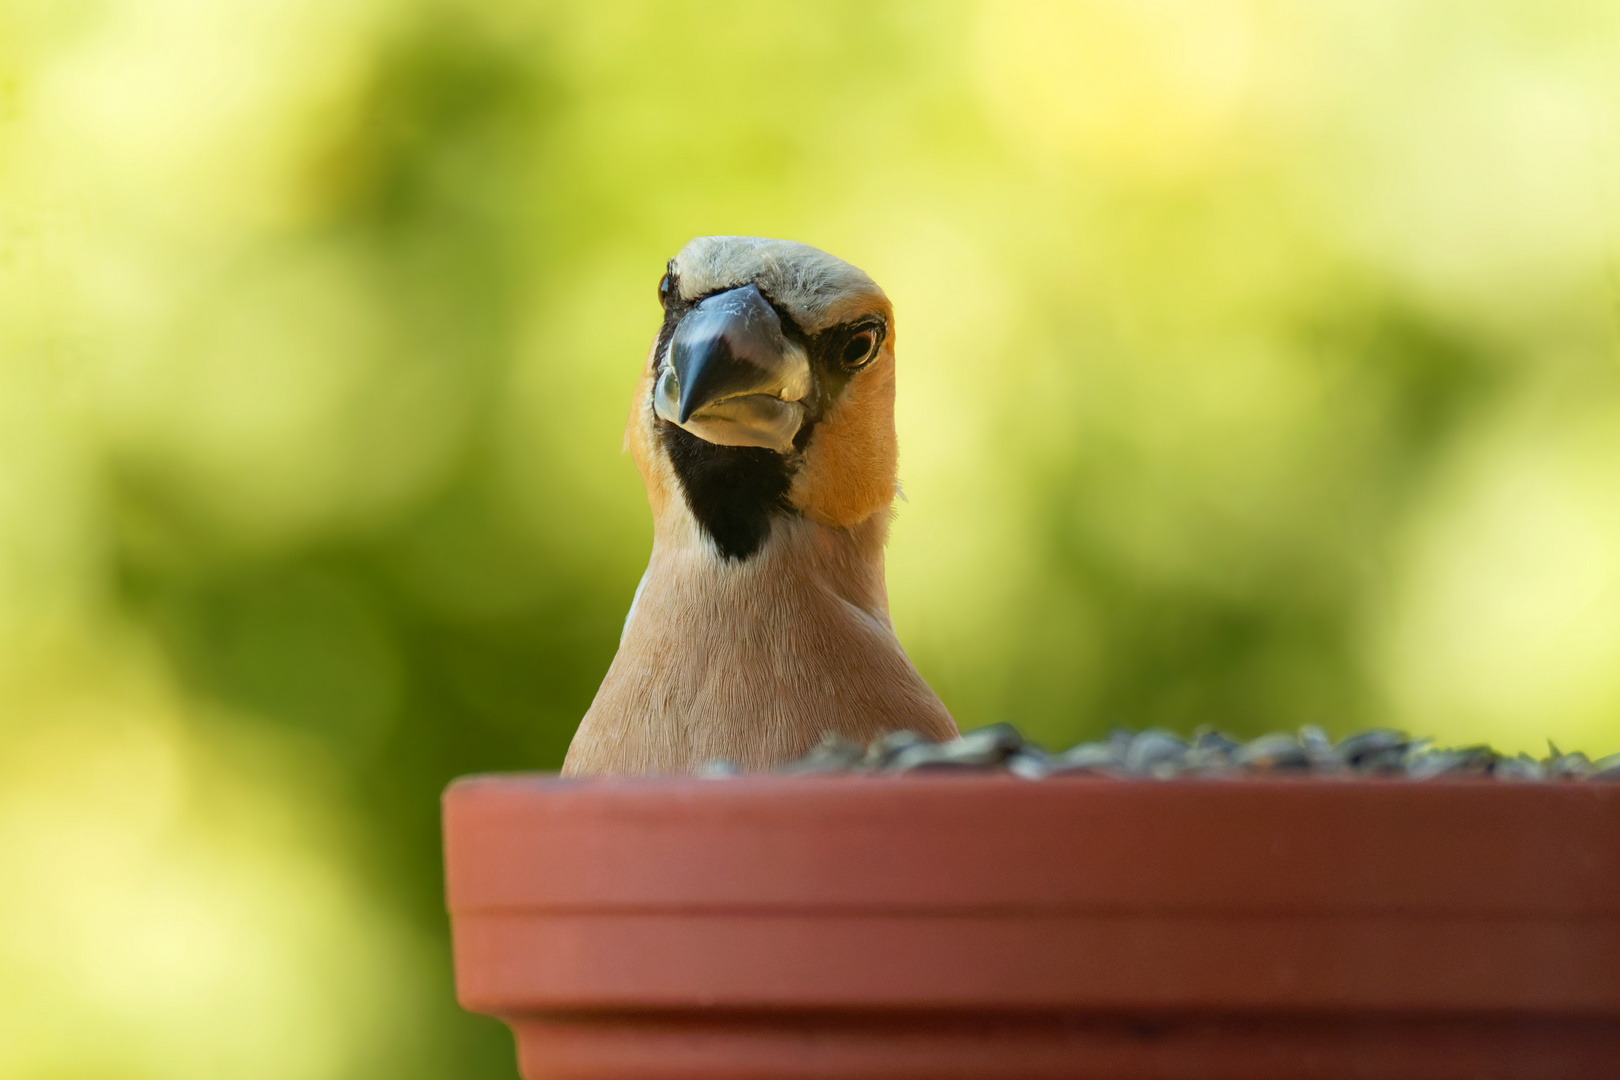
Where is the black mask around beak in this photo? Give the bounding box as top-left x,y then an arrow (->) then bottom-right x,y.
655,284 -> 811,452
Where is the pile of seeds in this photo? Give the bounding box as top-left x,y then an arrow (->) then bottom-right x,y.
710,724 -> 1620,781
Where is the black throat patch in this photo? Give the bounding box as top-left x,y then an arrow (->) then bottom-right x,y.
661,423 -> 793,561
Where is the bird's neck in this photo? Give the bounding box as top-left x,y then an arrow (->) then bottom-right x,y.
569,498 -> 952,775
638,506 -> 893,628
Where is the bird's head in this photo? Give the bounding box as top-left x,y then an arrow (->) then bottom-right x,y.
626,236 -> 899,560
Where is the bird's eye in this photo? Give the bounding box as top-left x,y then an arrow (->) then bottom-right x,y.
841,329 -> 878,369
657,272 -> 675,307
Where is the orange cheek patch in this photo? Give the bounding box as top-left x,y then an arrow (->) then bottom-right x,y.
626,341 -> 672,519
788,350 -> 900,529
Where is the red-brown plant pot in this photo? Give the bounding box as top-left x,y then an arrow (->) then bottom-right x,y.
443,775 -> 1620,1080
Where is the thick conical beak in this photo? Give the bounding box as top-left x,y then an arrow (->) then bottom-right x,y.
654,284 -> 810,453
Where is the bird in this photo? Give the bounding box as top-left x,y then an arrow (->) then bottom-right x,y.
562,236 -> 958,775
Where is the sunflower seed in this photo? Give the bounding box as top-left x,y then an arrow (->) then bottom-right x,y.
891,723 -> 1024,771
864,729 -> 927,768
1538,741 -> 1591,779
1494,754 -> 1547,782
1232,733 -> 1310,770
1124,729 -> 1187,774
1006,747 -> 1053,779
1335,729 -> 1410,772
1048,741 -> 1124,774
776,733 -> 867,774
1405,745 -> 1497,779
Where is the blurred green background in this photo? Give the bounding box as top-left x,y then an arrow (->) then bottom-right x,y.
4,0 -> 1620,1075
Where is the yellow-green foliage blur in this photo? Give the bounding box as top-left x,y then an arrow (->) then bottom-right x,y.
5,0 -> 1620,1075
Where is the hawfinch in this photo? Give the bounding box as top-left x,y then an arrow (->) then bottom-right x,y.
563,236 -> 957,775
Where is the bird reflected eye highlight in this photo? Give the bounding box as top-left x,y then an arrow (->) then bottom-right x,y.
841,329 -> 878,369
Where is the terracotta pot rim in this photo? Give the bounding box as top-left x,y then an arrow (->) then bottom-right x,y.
444,771 -> 1620,1077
